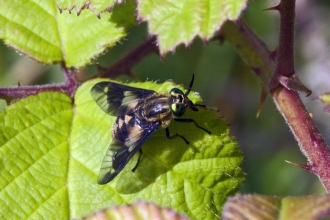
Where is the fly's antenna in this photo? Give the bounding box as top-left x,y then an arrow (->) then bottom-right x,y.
184,74 -> 195,96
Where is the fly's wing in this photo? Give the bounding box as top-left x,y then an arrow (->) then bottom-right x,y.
91,82 -> 156,116
98,115 -> 160,184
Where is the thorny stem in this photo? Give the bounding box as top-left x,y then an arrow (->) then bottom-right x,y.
221,0 -> 330,192
90,36 -> 158,79
272,0 -> 330,191
275,0 -> 295,78
0,65 -> 79,101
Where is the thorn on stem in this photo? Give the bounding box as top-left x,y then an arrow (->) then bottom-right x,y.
256,87 -> 267,118
250,66 -> 261,76
268,49 -> 277,60
263,5 -> 281,12
278,75 -> 312,97
285,160 -> 313,171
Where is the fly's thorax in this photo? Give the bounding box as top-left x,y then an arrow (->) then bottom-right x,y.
137,93 -> 174,124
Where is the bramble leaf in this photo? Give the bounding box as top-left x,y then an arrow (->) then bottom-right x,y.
81,201 -> 189,220
0,92 -> 72,219
0,0 -> 135,68
56,0 -> 247,56
138,0 -> 247,55
0,79 -> 244,219
223,194 -> 330,220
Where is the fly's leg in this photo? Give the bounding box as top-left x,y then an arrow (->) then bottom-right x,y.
174,118 -> 211,134
165,127 -> 189,144
131,148 -> 142,172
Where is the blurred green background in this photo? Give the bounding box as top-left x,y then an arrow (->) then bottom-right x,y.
1,0 -> 329,196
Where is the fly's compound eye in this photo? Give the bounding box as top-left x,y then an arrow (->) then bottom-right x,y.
171,103 -> 186,117
170,88 -> 186,116
170,88 -> 184,96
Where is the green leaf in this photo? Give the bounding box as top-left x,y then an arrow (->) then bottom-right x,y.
137,0 -> 247,55
0,92 -> 72,219
72,79 -> 244,219
0,79 -> 244,219
223,195 -> 330,220
0,0 -> 136,68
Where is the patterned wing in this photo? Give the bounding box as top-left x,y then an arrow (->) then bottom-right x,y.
98,114 -> 160,184
91,82 -> 156,116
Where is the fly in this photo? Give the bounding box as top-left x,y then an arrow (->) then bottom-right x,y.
90,74 -> 211,184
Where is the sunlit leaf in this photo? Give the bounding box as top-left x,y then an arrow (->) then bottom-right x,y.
71,79 -> 244,219
0,92 -> 72,219
0,0 -> 136,68
137,0 -> 247,55
0,79 -> 244,219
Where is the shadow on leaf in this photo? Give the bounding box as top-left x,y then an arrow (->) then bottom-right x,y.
115,109 -> 228,194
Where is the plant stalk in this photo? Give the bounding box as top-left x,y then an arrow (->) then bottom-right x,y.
221,0 -> 330,192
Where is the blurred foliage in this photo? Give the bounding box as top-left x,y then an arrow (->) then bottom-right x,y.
0,0 -> 329,197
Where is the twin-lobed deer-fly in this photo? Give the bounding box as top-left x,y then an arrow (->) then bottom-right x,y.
90,74 -> 211,184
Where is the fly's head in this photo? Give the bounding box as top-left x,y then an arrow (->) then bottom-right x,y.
169,74 -> 203,117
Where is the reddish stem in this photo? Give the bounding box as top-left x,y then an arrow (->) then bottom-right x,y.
276,0 -> 295,78
0,65 -> 79,101
221,0 -> 330,192
273,0 -> 330,191
0,37 -> 158,102
273,88 -> 330,190
90,36 -> 158,79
